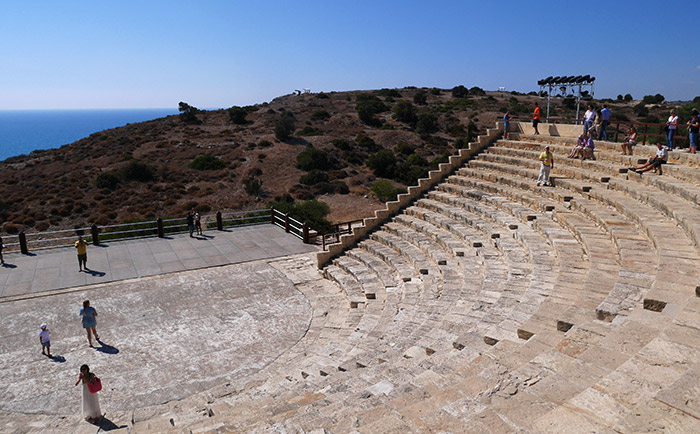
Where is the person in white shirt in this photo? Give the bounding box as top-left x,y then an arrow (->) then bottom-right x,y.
666,109 -> 679,149
629,142 -> 668,174
39,323 -> 51,357
582,105 -> 597,135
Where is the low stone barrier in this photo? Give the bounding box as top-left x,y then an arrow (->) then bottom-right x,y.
316,122 -> 504,267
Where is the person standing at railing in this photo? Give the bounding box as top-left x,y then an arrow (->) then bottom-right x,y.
687,109 -> 699,154
75,235 -> 89,272
195,211 -> 203,236
532,104 -> 541,135
666,109 -> 679,149
187,211 -> 195,238
598,104 -> 611,141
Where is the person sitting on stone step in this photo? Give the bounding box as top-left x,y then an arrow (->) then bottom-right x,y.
621,126 -> 637,155
568,134 -> 586,158
629,142 -> 668,174
581,134 -> 596,160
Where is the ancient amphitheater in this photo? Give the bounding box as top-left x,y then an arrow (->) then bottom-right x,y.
3,123 -> 700,433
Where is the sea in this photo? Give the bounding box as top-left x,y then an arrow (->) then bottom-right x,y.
0,108 -> 178,161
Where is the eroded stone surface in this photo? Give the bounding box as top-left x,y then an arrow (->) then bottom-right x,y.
0,260 -> 311,415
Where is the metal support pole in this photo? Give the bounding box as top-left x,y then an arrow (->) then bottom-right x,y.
284,214 -> 290,232
216,211 -> 223,231
302,223 -> 309,244
19,231 -> 28,254
91,224 -> 100,245
157,218 -> 164,238
270,208 -> 275,224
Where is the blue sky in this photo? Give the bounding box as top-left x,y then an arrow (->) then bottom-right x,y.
1,1 -> 697,109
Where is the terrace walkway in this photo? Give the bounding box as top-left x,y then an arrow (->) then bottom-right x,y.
0,224 -> 318,299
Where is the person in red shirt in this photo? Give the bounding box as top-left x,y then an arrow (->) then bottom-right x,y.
533,103 -> 541,135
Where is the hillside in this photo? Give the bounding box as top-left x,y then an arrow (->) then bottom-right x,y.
0,87 -> 681,234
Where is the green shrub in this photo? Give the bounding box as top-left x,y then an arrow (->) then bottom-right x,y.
633,103 -> 649,117
300,170 -> 330,185
413,90 -> 427,105
624,94 -> 633,102
120,160 -> 155,182
451,85 -> 469,98
469,86 -> 486,96
274,112 -> 296,140
356,134 -> 381,153
376,88 -> 401,98
189,155 -> 227,171
94,172 -> 120,190
416,112 -> 439,135
392,101 -> 417,124
243,177 -> 262,196
355,93 -> 388,125
395,141 -> 415,156
269,198 -> 333,234
315,92 -> 329,99
366,149 -> 397,178
430,88 -> 441,95
311,110 -> 331,121
228,106 -> 248,124
296,126 -> 323,136
331,138 -> 351,150
371,180 -> 403,202
296,148 -> 329,171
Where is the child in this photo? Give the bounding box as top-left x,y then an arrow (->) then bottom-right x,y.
39,323 -> 51,357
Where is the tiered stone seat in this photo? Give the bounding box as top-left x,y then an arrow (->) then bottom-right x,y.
59,130 -> 700,433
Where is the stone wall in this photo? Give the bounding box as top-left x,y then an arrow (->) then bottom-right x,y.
316,123 -> 504,268
515,121 -> 583,138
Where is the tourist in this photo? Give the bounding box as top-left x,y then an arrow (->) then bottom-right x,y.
666,109 -> 679,149
629,142 -> 668,174
39,323 -> 51,357
187,211 -> 195,238
537,145 -> 554,186
687,109 -> 699,154
80,300 -> 99,347
75,235 -> 88,272
568,134 -> 586,158
621,126 -> 637,155
532,103 -> 541,135
503,111 -> 512,140
195,211 -> 203,236
582,134 -> 596,160
75,364 -> 102,423
582,105 -> 597,135
598,104 -> 611,141
0,236 -> 4,265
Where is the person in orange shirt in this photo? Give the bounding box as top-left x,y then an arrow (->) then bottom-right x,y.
533,103 -> 541,135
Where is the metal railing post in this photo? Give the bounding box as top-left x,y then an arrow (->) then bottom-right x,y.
284,213 -> 290,233
19,231 -> 28,254
157,218 -> 164,238
216,211 -> 223,231
302,223 -> 309,244
270,208 -> 275,224
91,224 -> 100,245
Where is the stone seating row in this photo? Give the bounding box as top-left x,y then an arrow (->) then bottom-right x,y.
124,133 -> 700,432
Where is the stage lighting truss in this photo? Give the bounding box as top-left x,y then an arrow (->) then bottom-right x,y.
537,75 -> 595,123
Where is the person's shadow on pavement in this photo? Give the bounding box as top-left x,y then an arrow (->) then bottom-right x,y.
95,339 -> 119,354
93,415 -> 127,431
84,268 -> 106,277
1,263 -> 17,268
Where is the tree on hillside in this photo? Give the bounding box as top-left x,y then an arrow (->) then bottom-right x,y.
624,94 -> 633,102
355,93 -> 388,126
179,101 -> 202,124
228,106 -> 248,124
274,111 -> 296,141
393,101 -> 417,124
451,85 -> 469,98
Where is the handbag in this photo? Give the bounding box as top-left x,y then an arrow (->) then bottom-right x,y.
88,377 -> 102,393
663,125 -> 669,133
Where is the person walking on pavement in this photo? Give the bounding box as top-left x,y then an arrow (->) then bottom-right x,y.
80,300 -> 99,347
39,323 -> 52,357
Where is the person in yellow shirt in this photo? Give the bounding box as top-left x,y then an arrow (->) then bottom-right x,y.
537,145 -> 554,186
75,235 -> 89,272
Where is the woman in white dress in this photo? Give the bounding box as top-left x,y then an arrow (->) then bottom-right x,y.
74,364 -> 101,423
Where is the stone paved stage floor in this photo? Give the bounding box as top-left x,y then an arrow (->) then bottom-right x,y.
0,224 -> 318,299
0,259 -> 313,417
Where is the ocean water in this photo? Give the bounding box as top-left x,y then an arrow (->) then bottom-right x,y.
0,108 -> 177,161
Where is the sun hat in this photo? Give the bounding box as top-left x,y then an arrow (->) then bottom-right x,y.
40,323 -> 47,329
